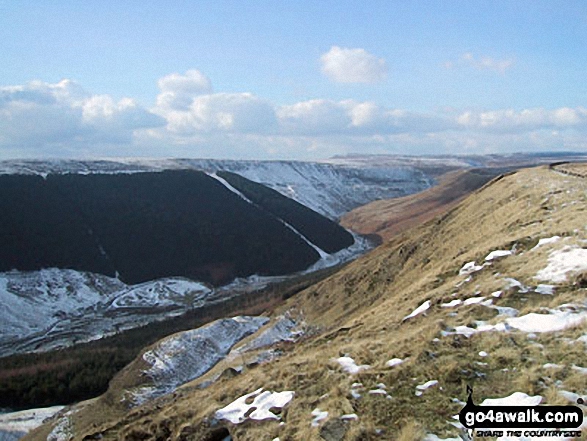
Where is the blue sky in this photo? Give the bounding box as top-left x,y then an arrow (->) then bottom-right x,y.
1,0 -> 586,159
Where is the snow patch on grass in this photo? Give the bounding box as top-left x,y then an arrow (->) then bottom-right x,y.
386,358 -> 405,367
460,262 -> 484,276
215,388 -> 294,424
532,236 -> 561,250
415,380 -> 439,396
403,300 -> 431,321
535,284 -> 555,295
535,246 -> 587,283
480,391 -> 542,407
310,408 -> 328,427
485,250 -> 512,261
332,356 -> 370,374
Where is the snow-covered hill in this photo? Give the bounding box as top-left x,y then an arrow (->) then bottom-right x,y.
0,269 -> 211,357
0,230 -> 368,358
0,158 -> 435,219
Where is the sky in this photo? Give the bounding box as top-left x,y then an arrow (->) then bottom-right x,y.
1,0 -> 586,160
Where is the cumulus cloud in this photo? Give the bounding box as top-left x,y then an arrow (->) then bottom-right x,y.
320,46 -> 387,83
156,69 -> 212,110
456,107 -> 587,131
460,53 -> 515,74
0,79 -> 164,153
2,71 -> 586,160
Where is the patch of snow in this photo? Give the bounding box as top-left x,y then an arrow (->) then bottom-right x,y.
350,383 -> 363,399
459,262 -> 484,276
506,310 -> 587,333
559,390 -> 582,403
463,297 -> 486,305
485,250 -> 513,261
215,388 -> 294,424
480,391 -> 542,407
534,284 -> 555,295
340,413 -> 358,421
0,406 -> 64,437
504,278 -> 529,292
109,278 -> 211,309
311,408 -> 328,427
532,236 -> 561,250
542,363 -> 563,369
441,299 -> 462,308
571,365 -> 587,375
491,305 -> 519,317
332,356 -> 370,374
368,389 -> 387,395
415,380 -> 438,396
491,290 -> 503,298
386,358 -> 405,367
535,246 -> 587,283
479,351 -> 488,357
134,316 -> 269,404
46,409 -> 76,441
443,304 -> 587,338
403,300 -> 431,321
235,314 -> 304,353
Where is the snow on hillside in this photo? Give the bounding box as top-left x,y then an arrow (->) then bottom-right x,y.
215,388 -> 294,424
0,406 -> 64,441
0,158 -> 434,219
0,269 -> 214,357
133,316 -> 269,404
0,227 -> 368,358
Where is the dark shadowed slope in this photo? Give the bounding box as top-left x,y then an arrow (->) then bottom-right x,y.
0,170 -> 352,285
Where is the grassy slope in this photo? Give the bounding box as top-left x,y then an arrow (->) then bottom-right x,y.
340,168 -> 502,242
27,165 -> 587,441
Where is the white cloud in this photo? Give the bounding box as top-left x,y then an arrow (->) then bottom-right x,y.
0,79 -> 164,153
156,95 -> 277,135
1,72 -> 586,160
460,53 -> 515,74
156,70 -> 212,110
320,46 -> 387,83
456,107 -> 587,131
277,99 -> 352,134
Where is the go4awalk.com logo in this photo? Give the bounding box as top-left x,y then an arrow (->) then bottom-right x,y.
458,387 -> 584,439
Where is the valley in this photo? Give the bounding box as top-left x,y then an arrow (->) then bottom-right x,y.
1,154 -> 586,441
17,162 -> 587,441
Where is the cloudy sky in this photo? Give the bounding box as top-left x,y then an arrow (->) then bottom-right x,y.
1,0 -> 586,160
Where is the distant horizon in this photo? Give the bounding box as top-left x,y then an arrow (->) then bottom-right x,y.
1,150 -> 587,165
2,1 -> 587,160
